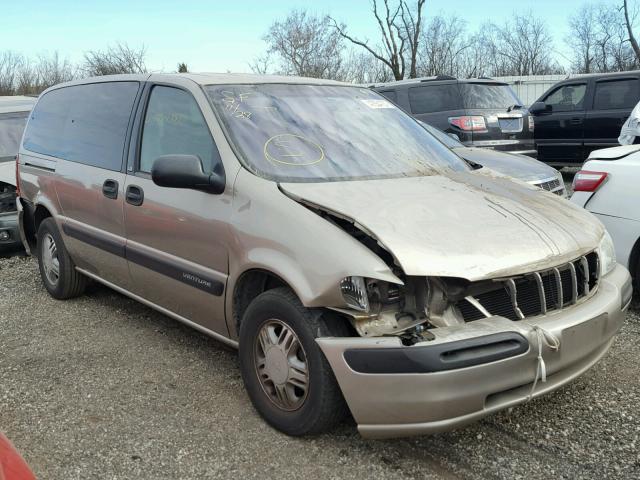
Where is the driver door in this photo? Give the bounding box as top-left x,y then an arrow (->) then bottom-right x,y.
123,83 -> 232,336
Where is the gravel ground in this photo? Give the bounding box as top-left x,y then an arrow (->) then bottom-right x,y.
1,255 -> 639,480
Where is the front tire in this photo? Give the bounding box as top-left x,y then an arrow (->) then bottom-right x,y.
37,218 -> 86,299
239,287 -> 350,436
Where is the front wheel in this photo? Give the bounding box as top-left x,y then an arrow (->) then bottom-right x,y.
239,287 -> 350,436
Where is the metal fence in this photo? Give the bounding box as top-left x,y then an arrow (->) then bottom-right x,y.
494,74 -> 590,106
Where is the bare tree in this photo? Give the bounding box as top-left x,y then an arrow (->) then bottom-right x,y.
418,15 -> 472,77
82,43 -> 147,76
0,51 -> 75,95
332,1 -> 426,80
249,53 -> 273,75
568,5 -> 597,73
567,2 -> 638,73
0,52 -> 24,95
398,0 -> 426,78
624,0 -> 640,62
177,62 -> 188,73
341,50 -> 394,84
481,13 -> 563,76
257,10 -> 345,79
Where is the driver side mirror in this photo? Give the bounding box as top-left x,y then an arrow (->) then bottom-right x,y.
529,101 -> 552,115
151,154 -> 225,194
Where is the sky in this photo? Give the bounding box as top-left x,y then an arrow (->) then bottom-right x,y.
2,0 -> 593,73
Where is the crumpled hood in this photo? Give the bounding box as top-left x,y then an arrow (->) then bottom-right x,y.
280,171 -> 604,281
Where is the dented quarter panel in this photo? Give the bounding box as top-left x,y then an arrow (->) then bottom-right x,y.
280,170 -> 604,281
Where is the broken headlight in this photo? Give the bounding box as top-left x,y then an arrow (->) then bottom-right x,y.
340,277 -> 402,313
340,276 -> 370,312
598,230 -> 616,276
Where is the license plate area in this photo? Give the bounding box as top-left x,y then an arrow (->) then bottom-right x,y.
498,117 -> 523,133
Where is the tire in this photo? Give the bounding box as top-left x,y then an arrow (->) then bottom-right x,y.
37,217 -> 86,299
239,287 -> 351,436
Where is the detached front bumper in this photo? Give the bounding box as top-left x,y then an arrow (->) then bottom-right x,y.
318,264 -> 632,439
0,212 -> 21,250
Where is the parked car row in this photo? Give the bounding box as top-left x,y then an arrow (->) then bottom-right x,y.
374,76 -> 536,157
11,73 -> 632,440
0,96 -> 36,252
530,71 -> 640,166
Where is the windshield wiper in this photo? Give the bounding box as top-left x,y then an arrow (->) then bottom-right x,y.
506,104 -> 523,112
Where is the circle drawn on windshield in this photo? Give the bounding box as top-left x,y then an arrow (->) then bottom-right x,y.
264,134 -> 325,167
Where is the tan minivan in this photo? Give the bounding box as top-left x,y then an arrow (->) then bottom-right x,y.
17,74 -> 633,438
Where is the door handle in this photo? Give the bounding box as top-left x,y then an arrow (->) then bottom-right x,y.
570,117 -> 583,125
102,179 -> 119,199
125,185 -> 144,206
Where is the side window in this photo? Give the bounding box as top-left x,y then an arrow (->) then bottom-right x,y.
378,90 -> 397,104
593,79 -> 639,110
24,82 -> 139,170
139,86 -> 220,174
543,84 -> 587,112
408,84 -> 461,114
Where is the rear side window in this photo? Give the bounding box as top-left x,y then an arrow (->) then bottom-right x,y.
408,84 -> 461,114
460,83 -> 521,109
543,83 -> 587,112
139,86 -> 220,173
593,79 -> 639,110
23,82 -> 139,171
0,113 -> 29,160
378,90 -> 398,104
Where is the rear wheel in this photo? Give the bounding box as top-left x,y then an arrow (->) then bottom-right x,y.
239,287 -> 350,436
37,218 -> 86,299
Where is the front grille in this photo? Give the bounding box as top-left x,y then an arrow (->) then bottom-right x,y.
498,117 -> 523,133
457,252 -> 599,322
537,178 -> 561,191
531,178 -> 565,196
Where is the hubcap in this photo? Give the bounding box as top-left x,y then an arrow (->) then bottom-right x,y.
41,233 -> 60,286
254,319 -> 309,411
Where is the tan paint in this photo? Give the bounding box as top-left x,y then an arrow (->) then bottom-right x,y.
16,73 -> 633,438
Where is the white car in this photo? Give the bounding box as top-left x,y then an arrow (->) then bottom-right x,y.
0,96 -> 36,251
571,145 -> 640,288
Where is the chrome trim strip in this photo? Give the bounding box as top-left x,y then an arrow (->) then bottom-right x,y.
505,279 -> 525,320
553,267 -> 563,309
464,296 -> 492,318
533,272 -> 546,314
75,268 -> 238,349
568,262 -> 578,304
580,256 -> 590,295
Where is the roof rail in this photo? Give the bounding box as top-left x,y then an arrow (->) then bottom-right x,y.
420,75 -> 456,82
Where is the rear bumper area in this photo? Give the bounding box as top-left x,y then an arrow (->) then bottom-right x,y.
464,140 -> 537,158
0,212 -> 21,250
317,264 -> 631,439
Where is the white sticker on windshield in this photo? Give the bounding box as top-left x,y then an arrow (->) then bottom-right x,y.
360,99 -> 394,109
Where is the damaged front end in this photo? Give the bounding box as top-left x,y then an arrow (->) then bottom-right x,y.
307,198 -> 609,346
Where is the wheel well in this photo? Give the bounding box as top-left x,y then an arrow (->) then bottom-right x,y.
629,236 -> 640,285
23,203 -> 52,250
232,269 -> 288,332
34,205 -> 52,232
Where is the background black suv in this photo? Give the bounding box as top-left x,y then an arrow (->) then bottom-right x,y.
530,71 -> 640,166
373,76 -> 535,157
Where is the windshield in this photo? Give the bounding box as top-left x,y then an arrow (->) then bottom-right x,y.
205,84 -> 468,182
0,113 -> 28,161
461,83 -> 522,110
